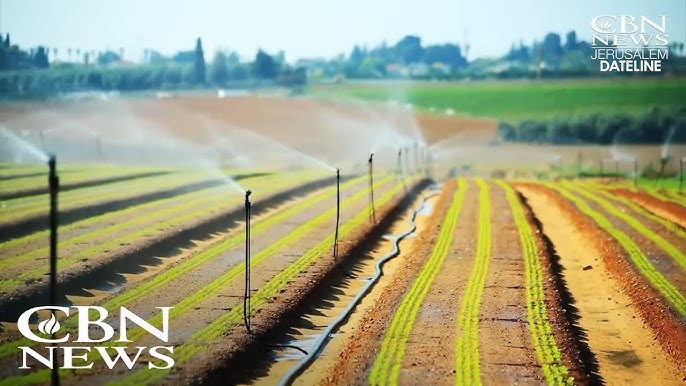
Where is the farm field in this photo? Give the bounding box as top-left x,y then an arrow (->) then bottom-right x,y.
313,78 -> 686,121
0,90 -> 685,385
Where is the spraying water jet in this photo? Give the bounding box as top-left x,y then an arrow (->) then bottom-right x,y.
243,190 -> 252,334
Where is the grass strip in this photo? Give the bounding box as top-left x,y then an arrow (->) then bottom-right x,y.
496,180 -> 572,385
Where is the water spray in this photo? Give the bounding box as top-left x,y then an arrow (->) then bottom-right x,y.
413,142 -> 420,175
95,134 -> 103,160
368,153 -> 376,224
333,169 -> 340,259
243,190 -> 252,334
615,160 -> 620,181
48,155 -> 60,386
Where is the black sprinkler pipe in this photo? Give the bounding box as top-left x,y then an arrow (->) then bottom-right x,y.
397,149 -> 407,193
243,190 -> 252,334
333,169 -> 340,259
368,153 -> 376,224
48,155 -> 60,386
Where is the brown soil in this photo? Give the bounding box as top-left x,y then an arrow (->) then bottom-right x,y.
610,188 -> 686,229
323,179 -> 456,385
516,183 -> 686,384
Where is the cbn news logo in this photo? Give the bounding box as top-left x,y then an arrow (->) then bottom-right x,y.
17,306 -> 174,370
590,15 -> 669,72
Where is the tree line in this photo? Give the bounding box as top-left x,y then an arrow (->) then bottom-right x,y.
498,106 -> 686,145
0,35 -> 305,98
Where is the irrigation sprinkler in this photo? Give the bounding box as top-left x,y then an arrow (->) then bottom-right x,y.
680,157 -> 685,194
633,158 -> 639,188
333,169 -> 340,259
48,155 -> 60,386
397,149 -> 407,193
95,134 -> 103,160
414,142 -> 420,175
368,153 -> 376,224
655,156 -> 670,188
577,151 -> 583,176
243,190 -> 252,334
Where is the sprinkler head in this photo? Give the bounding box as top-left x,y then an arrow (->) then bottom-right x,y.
48,154 -> 59,193
368,153 -> 374,163
336,168 -> 340,178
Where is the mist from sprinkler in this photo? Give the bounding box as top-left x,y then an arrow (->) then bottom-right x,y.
0,126 -> 50,163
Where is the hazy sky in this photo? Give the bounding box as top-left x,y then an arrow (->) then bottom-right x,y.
1,0 -> 685,62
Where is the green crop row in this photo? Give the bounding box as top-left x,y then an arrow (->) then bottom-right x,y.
0,165 -> 170,195
110,178 -> 408,386
0,176 -> 403,386
0,172 -> 316,270
0,174 -> 373,359
586,185 -> 686,242
566,183 -> 686,272
541,182 -> 686,318
454,178 -> 490,386
1,171 -> 207,223
369,178 -> 468,386
0,174 -> 321,292
496,181 -> 572,385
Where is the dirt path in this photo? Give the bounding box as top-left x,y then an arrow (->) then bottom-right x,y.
396,181 -> 478,384
477,183 -> 541,384
518,184 -> 685,385
321,179 -> 456,384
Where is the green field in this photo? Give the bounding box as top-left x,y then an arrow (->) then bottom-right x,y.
314,78 -> 686,121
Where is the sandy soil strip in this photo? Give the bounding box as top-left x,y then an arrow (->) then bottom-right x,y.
610,188 -> 686,229
518,184 -> 685,385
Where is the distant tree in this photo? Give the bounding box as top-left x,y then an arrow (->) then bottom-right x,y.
423,44 -> 467,68
193,37 -> 206,84
564,31 -> 578,51
209,51 -> 228,85
4,33 -> 10,47
33,46 -> 49,68
97,50 -> 120,66
83,52 -> 90,65
349,45 -> 365,65
395,35 -> 424,64
172,50 -> 195,64
252,49 -> 277,79
542,33 -> 563,60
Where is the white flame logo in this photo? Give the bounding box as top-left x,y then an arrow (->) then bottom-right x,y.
37,314 -> 61,335
599,21 -> 612,31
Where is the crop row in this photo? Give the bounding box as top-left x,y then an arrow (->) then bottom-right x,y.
0,173 -> 325,292
541,182 -> 686,318
1,171 -> 205,223
0,176 -> 405,386
496,181 -> 572,385
369,178 -> 467,385
565,183 -> 686,271
0,174 -> 385,360
454,178 -> 490,386
0,171 -> 320,259
111,178 -> 409,386
0,165 -> 172,195
586,185 -> 686,241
